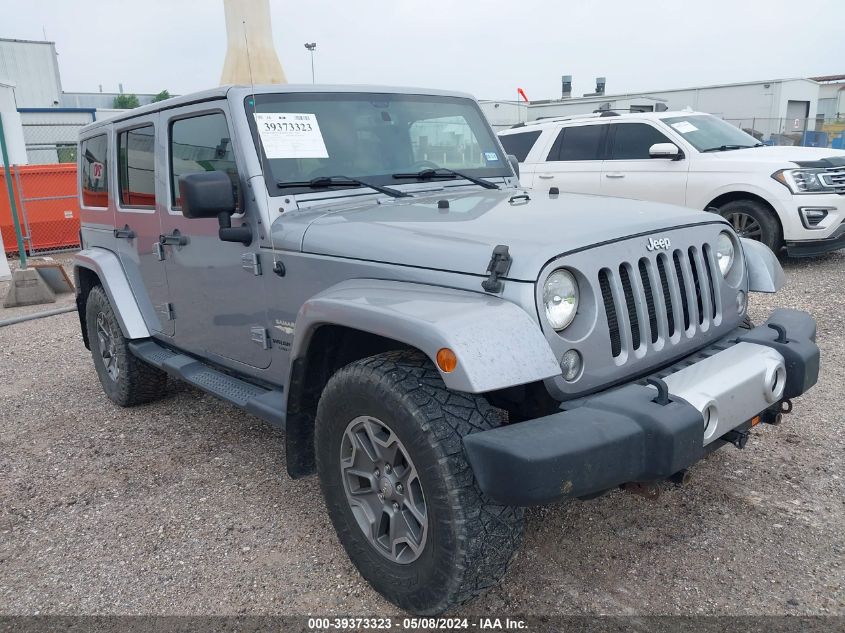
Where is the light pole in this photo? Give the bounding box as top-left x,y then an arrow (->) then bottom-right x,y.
304,42 -> 317,84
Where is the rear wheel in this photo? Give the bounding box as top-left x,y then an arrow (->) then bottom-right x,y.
85,285 -> 167,406
715,199 -> 782,252
315,350 -> 523,614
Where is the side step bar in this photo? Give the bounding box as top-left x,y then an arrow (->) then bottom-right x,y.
129,340 -> 285,429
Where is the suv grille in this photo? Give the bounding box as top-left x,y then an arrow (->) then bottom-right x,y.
599,245 -> 719,359
820,167 -> 845,192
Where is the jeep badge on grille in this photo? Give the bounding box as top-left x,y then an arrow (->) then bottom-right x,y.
647,237 -> 671,251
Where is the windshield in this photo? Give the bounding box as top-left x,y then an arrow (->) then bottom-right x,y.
245,92 -> 510,196
661,114 -> 760,152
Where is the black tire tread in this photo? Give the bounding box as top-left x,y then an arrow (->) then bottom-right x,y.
716,198 -> 782,251
316,350 -> 523,614
85,285 -> 167,406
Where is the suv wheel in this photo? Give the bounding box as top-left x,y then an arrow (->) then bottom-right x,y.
315,350 -> 524,614
715,199 -> 782,252
85,285 -> 168,406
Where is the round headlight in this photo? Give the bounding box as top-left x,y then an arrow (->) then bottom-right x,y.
543,269 -> 579,330
715,232 -> 735,276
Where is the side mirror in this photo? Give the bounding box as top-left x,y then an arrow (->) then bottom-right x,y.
507,154 -> 520,178
178,171 -> 251,245
649,143 -> 684,160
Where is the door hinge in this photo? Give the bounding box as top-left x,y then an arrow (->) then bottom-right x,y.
250,326 -> 270,350
160,302 -> 175,321
242,252 -> 262,276
154,242 -> 166,261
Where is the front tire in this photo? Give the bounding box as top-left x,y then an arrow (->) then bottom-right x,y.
315,350 -> 524,614
715,199 -> 782,252
85,285 -> 168,406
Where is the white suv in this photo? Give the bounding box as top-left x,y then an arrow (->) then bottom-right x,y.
499,111 -> 845,256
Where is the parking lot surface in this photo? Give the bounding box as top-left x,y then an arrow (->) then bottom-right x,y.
0,251 -> 843,616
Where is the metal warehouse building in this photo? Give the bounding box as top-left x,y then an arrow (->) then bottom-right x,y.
481,76 -> 845,147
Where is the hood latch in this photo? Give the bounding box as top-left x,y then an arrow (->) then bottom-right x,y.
481,245 -> 512,294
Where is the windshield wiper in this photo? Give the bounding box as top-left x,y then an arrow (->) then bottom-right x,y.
701,144 -> 762,153
276,175 -> 409,198
392,168 -> 499,190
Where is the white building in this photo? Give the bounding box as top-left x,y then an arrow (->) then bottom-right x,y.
481,77 -> 837,145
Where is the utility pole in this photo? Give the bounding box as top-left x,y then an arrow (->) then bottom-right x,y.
0,114 -> 26,268
304,42 -> 317,84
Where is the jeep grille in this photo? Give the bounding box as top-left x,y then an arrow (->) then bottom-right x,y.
599,245 -> 719,360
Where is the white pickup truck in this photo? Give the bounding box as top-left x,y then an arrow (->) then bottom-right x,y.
499,111 -> 845,256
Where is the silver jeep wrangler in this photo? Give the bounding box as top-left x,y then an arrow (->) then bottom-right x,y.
73,85 -> 820,614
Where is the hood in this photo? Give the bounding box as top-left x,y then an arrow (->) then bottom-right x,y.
706,145 -> 845,167
297,189 -> 720,280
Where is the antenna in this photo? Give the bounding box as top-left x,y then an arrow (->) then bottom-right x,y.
242,19 -> 283,264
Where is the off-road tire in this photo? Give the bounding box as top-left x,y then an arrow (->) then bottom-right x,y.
315,350 -> 524,614
715,199 -> 782,252
85,285 -> 167,406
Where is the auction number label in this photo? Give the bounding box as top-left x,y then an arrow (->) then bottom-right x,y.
254,112 -> 329,159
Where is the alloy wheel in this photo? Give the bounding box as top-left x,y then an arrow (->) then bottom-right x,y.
340,416 -> 428,564
95,312 -> 119,381
727,211 -> 762,240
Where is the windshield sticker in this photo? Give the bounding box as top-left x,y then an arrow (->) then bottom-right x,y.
670,121 -> 699,134
253,113 -> 329,159
485,152 -> 499,162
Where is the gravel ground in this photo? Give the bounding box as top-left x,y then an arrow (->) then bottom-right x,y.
0,251 -> 843,617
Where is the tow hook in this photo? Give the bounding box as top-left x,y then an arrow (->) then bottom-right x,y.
621,482 -> 661,500
762,399 -> 792,425
723,428 -> 749,449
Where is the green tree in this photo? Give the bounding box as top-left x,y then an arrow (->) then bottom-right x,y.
152,90 -> 171,103
113,94 -> 140,109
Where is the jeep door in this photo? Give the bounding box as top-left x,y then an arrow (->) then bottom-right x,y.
531,123 -> 607,195
157,105 -> 271,370
112,115 -> 174,336
600,122 -> 690,205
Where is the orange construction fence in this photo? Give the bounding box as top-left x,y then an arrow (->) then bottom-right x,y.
1,164 -> 81,255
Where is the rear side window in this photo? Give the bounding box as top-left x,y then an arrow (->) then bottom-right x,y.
499,130 -> 541,162
547,125 -> 606,161
609,123 -> 672,160
80,135 -> 109,208
170,112 -> 238,209
117,125 -> 156,208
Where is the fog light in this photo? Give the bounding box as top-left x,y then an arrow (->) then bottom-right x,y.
736,290 -> 746,314
560,349 -> 582,381
799,207 -> 831,229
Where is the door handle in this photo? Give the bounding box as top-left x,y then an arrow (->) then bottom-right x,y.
537,174 -> 554,180
605,173 -> 625,179
113,225 -> 135,239
159,230 -> 188,246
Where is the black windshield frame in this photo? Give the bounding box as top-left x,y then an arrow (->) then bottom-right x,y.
244,92 -> 511,197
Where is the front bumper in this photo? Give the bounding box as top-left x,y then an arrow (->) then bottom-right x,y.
786,221 -> 845,257
463,309 -> 819,506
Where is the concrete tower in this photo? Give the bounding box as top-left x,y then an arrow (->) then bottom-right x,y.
220,0 -> 286,85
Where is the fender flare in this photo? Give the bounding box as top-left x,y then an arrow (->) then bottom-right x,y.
289,279 -> 561,394
740,238 -> 785,293
73,248 -> 150,339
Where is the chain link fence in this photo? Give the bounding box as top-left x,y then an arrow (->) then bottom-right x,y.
724,117 -> 845,149
2,114 -> 91,258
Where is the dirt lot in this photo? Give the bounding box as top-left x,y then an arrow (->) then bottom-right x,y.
0,251 -> 843,616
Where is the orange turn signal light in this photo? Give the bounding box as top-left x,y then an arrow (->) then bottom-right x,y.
436,348 -> 458,373
751,415 -> 761,427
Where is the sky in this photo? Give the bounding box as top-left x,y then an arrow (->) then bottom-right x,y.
5,0 -> 845,101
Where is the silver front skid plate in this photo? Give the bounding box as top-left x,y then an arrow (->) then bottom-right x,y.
660,342 -> 786,445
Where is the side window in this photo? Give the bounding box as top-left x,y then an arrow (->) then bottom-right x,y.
80,134 -> 109,208
170,112 -> 238,209
610,123 -> 673,160
499,130 -> 541,162
547,125 -> 606,162
117,125 -> 156,208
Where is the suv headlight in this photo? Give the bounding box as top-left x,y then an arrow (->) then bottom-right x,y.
543,269 -> 579,330
772,168 -> 829,194
715,231 -> 735,276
